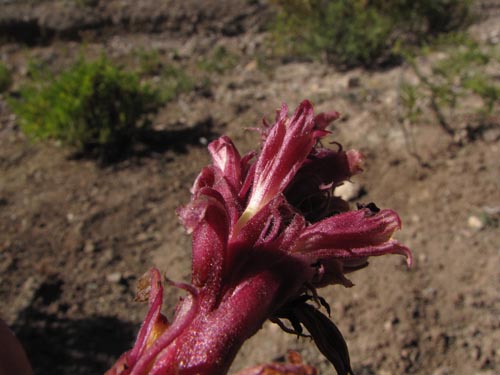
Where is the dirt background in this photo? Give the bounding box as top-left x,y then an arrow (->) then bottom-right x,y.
1,1 -> 499,374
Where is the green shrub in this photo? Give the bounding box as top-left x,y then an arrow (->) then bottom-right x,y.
0,62 -> 12,93
463,74 -> 500,114
383,0 -> 472,36
9,57 -> 160,159
322,1 -> 393,66
268,0 -> 472,67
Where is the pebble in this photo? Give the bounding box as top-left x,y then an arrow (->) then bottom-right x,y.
467,215 -> 485,230
422,287 -> 437,301
418,253 -> 428,264
383,320 -> 392,331
136,232 -> 152,242
106,272 -> 123,283
102,249 -> 115,264
482,127 -> 500,143
410,214 -> 421,223
383,315 -> 400,331
83,240 -> 96,253
335,181 -> 363,201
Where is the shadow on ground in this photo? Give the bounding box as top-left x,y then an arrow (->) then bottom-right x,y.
70,116 -> 216,166
13,310 -> 136,375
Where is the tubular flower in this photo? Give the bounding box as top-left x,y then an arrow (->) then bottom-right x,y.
107,100 -> 412,375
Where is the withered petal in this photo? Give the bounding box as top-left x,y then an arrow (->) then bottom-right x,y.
294,303 -> 353,375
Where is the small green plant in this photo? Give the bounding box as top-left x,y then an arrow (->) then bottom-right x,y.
463,73 -> 500,115
268,0 -> 472,67
156,65 -> 195,103
131,48 -> 199,102
401,36 -> 499,136
9,57 -> 160,159
135,48 -> 164,76
400,82 -> 422,124
0,62 -> 12,93
198,46 -> 238,74
479,208 -> 500,229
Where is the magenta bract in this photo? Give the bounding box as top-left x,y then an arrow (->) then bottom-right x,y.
106,100 -> 412,375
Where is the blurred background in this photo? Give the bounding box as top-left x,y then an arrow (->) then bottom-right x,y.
0,0 -> 499,374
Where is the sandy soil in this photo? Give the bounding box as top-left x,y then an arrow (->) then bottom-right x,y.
1,1 -> 499,374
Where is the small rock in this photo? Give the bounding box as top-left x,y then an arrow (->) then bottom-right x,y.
254,91 -> 266,100
384,316 -> 399,331
102,249 -> 115,264
384,320 -> 392,331
83,240 -> 96,253
471,345 -> 481,361
483,127 -> 500,143
335,181 -> 363,201
468,215 -> 485,230
244,59 -> 257,71
422,287 -> 437,301
418,253 -> 428,264
136,232 -> 151,242
106,272 -> 123,283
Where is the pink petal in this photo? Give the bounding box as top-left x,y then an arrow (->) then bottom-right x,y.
240,101 -> 318,226
177,188 -> 229,294
295,208 -> 403,252
208,136 -> 242,192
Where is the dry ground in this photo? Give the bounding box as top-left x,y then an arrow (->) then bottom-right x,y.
1,1 -> 499,374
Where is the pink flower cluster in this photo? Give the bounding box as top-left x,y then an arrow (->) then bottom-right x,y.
107,100 -> 411,375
